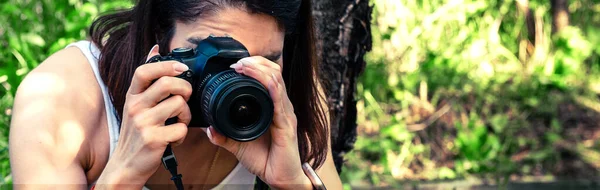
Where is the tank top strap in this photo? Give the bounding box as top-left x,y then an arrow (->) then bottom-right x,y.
66,41 -> 121,157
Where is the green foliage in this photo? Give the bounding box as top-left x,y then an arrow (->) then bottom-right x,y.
343,0 -> 600,188
0,0 -> 133,186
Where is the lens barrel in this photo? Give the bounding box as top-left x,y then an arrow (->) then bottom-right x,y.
200,70 -> 274,141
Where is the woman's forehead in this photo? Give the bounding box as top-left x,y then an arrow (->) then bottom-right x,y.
170,7 -> 285,59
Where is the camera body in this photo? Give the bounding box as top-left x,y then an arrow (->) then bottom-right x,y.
146,36 -> 274,142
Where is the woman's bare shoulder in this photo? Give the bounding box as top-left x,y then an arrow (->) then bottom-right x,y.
13,46 -> 106,126
9,46 -> 110,184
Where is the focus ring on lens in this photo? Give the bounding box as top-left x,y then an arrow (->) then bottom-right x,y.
201,70 -> 240,126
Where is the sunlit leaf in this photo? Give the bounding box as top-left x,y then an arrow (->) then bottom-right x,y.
438,167 -> 457,179
381,124 -> 412,142
490,114 -> 508,133
21,33 -> 45,47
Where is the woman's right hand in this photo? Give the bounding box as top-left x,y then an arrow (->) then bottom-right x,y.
95,45 -> 193,188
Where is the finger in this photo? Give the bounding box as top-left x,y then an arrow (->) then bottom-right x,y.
238,57 -> 295,118
237,56 -> 282,71
278,73 -> 295,116
233,62 -> 281,95
269,74 -> 294,130
146,44 -> 160,62
231,57 -> 278,82
229,57 -> 298,134
232,57 -> 288,92
155,122 -> 188,145
128,47 -> 190,94
248,67 -> 288,130
274,73 -> 296,123
145,95 -> 192,125
142,76 -> 193,106
129,61 -> 190,95
233,62 -> 293,129
206,126 -> 242,157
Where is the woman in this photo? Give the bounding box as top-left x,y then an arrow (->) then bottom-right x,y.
9,0 -> 342,189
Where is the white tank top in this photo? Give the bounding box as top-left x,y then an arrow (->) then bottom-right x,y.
67,41 -> 256,189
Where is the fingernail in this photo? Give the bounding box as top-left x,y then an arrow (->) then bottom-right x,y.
230,62 -> 242,70
173,63 -> 189,73
146,44 -> 159,62
239,57 -> 257,64
206,127 -> 213,140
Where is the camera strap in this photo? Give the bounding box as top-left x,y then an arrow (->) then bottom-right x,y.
162,145 -> 184,190
163,118 -> 184,190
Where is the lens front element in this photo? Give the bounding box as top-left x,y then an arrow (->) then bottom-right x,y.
229,96 -> 261,128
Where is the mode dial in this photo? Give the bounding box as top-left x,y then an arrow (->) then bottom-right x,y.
172,47 -> 195,57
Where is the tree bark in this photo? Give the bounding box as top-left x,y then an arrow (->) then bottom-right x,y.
312,0 -> 372,173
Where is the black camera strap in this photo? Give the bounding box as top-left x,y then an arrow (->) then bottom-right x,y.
163,118 -> 184,190
162,144 -> 184,190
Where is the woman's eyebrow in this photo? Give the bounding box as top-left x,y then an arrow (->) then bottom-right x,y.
187,37 -> 205,45
187,36 -> 282,62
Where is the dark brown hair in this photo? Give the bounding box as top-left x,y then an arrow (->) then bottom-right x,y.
89,0 -> 328,168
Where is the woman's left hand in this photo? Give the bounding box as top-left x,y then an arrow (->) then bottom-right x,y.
205,56 -> 311,189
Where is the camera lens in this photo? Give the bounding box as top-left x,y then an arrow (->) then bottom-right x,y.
229,96 -> 261,128
200,70 -> 273,142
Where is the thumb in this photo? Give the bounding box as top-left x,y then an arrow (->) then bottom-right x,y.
146,44 -> 160,62
206,127 -> 241,156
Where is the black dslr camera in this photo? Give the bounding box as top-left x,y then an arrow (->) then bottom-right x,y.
147,36 -> 274,142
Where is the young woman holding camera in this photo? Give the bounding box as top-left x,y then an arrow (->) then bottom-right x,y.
9,0 -> 342,189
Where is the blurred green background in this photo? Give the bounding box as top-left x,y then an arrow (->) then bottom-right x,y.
1,0 -> 599,189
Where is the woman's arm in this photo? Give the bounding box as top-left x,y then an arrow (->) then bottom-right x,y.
10,45 -> 194,190
9,47 -> 106,188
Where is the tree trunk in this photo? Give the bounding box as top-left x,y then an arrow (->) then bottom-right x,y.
311,0 -> 372,173
551,0 -> 569,34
